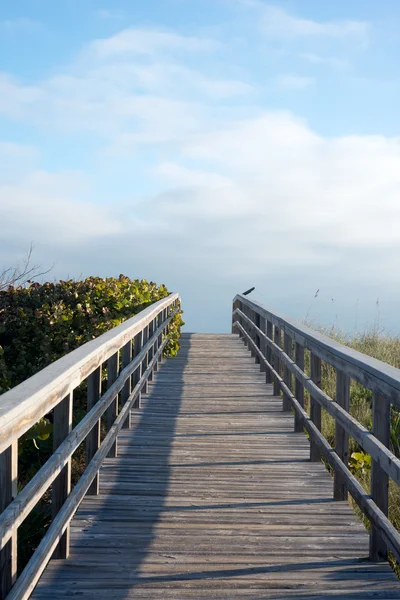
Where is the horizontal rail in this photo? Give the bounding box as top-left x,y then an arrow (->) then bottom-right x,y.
232,294 -> 400,565
234,320 -> 400,564
0,293 -> 180,454
236,308 -> 400,486
0,311 -> 176,551
234,294 -> 400,408
0,293 -> 181,599
7,337 -> 168,600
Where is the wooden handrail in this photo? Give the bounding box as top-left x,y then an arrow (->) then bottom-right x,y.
0,293 -> 181,599
232,295 -> 400,565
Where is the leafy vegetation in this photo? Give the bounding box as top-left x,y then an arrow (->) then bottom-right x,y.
305,327 -> 400,576
0,275 -> 183,570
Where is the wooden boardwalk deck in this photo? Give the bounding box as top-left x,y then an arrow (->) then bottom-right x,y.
32,333 -> 400,599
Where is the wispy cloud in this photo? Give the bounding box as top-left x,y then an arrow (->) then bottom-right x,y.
275,73 -> 315,90
95,8 -> 125,20
244,3 -> 370,45
90,28 -> 221,58
299,52 -> 348,69
0,17 -> 40,31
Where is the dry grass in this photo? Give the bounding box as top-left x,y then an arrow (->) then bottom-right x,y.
306,326 -> 400,576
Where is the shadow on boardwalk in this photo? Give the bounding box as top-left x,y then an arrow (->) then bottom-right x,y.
32,333 -> 400,599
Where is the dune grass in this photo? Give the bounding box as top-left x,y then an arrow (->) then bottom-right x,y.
303,326 -> 400,576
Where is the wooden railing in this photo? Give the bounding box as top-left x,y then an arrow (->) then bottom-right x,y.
232,294 -> 400,565
0,293 -> 180,600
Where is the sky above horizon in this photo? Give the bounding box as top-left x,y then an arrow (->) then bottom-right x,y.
1,0 -> 400,333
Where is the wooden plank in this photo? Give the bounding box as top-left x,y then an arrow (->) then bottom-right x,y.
294,343 -> 304,433
142,325 -> 149,395
334,370 -> 350,500
0,442 -> 17,600
0,294 -> 180,454
86,367 -> 102,495
0,323 -> 175,555
370,392 -> 390,561
52,393 -> 73,559
31,333 -> 400,600
106,353 -> 119,458
7,341 -> 168,600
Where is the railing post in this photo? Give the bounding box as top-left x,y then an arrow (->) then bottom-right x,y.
283,332 -> 292,411
334,370 -> 350,500
273,326 -> 281,397
86,366 -> 102,495
133,330 -> 143,408
148,319 -> 155,382
254,312 -> 261,365
52,393 -> 73,558
369,392 -> 390,561
153,315 -> 160,372
142,325 -> 149,394
294,343 -> 305,432
259,316 -> 266,372
232,299 -> 239,334
0,442 -> 17,599
157,311 -> 164,364
310,353 -> 322,462
121,340 -> 133,429
266,320 -> 273,384
106,352 -> 119,458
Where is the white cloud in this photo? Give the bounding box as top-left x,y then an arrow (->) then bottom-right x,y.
90,28 -> 220,58
299,53 -> 348,69
275,73 -> 315,90
95,9 -> 124,20
260,5 -> 369,44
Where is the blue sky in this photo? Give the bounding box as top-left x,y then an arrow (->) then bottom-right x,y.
1,0 -> 400,333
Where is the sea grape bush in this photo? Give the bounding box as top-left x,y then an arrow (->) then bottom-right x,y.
0,275 -> 183,394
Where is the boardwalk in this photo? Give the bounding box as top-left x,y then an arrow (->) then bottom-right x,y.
32,333 -> 400,599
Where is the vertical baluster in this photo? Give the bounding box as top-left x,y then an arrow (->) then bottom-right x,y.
283,332 -> 292,411
106,352 -> 119,458
148,319 -> 155,382
294,343 -> 305,433
273,326 -> 281,397
254,312 -> 261,364
121,340 -> 133,429
266,320 -> 273,384
232,299 -> 239,334
86,366 -> 102,495
310,353 -> 322,462
334,370 -> 350,500
370,392 -> 390,561
52,393 -> 73,558
259,316 -> 266,372
133,330 -> 143,408
153,316 -> 160,373
0,441 -> 18,599
158,310 -> 165,363
142,325 -> 149,394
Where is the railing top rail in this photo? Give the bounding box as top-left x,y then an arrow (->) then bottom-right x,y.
0,292 -> 180,453
234,294 -> 400,399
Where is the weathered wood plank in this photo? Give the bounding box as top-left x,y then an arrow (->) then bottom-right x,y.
52,393 -> 73,559
0,442 -> 17,599
31,334 -> 400,599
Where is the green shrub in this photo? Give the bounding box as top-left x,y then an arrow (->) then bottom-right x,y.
0,275 -> 182,394
0,275 -> 183,571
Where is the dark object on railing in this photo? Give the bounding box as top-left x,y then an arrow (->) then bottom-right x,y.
0,293 -> 181,600
242,287 -> 255,296
231,293 -> 400,566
